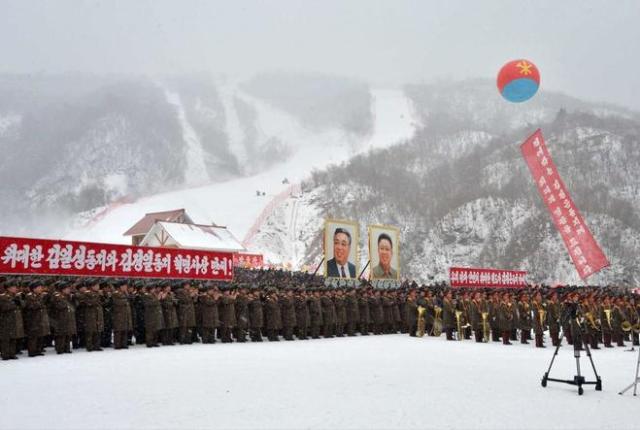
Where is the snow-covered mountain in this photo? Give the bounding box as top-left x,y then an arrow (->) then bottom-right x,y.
252,80 -> 640,285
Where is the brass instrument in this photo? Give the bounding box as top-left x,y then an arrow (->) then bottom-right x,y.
416,306 -> 426,337
622,320 -> 632,332
432,306 -> 443,337
585,311 -> 600,331
604,309 -> 612,330
538,307 -> 547,331
455,310 -> 471,341
481,311 -> 490,343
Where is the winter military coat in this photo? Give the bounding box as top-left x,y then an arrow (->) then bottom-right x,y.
600,306 -> 613,334
111,290 -> 133,332
161,293 -> 179,330
442,299 -> 456,330
76,291 -> 104,334
142,293 -> 164,332
265,296 -> 283,330
518,301 -> 532,331
280,296 -> 297,328
546,301 -> 561,333
334,296 -> 347,325
308,296 -> 323,327
358,296 -> 370,325
382,297 -> 394,325
532,302 -> 546,334
498,303 -> 514,333
50,293 -> 76,336
235,295 -> 249,330
345,295 -> 360,325
0,292 -> 24,339
175,288 -> 196,328
23,292 -> 50,337
248,297 -> 264,328
220,295 -> 237,328
369,297 -> 384,325
405,298 -> 418,327
321,296 -> 335,325
199,295 -> 220,329
294,296 -> 310,329
469,300 -> 483,331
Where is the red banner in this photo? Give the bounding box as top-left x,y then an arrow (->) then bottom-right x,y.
521,129 -> 609,279
449,267 -> 527,288
0,236 -> 234,281
233,253 -> 264,269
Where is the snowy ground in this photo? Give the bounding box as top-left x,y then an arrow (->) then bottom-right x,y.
2,335 -> 639,430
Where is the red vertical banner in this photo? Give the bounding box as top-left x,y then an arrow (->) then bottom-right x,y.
521,130 -> 609,279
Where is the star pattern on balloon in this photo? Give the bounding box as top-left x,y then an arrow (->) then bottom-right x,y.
516,61 -> 533,75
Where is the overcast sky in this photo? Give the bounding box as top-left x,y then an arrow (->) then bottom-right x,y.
2,0 -> 639,110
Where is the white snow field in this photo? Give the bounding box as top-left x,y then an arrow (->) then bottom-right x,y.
2,335 -> 639,430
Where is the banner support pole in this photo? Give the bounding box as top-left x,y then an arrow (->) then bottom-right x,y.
358,260 -> 371,280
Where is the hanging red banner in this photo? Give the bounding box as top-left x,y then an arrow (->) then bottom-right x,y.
520,129 -> 609,279
0,236 -> 234,281
233,253 -> 264,269
449,267 -> 527,288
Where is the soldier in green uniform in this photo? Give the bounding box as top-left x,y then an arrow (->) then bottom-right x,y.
248,289 -> 264,342
50,282 -> 76,354
111,281 -> 133,349
0,282 -> 24,360
142,285 -> 164,347
442,291 -> 456,341
199,287 -> 220,344
265,289 -> 282,341
308,289 -> 323,339
159,283 -> 178,345
23,281 -> 49,356
175,283 -> 197,344
294,288 -> 310,340
345,288 -> 360,337
234,288 -> 249,343
518,293 -> 532,345
280,288 -> 297,341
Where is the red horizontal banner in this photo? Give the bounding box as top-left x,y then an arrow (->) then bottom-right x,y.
521,129 -> 609,279
233,253 -> 264,269
449,267 -> 527,288
0,236 -> 234,281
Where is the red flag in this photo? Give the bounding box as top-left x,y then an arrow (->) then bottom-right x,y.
521,130 -> 609,279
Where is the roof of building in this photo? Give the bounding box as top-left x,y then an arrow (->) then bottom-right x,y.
123,209 -> 191,236
144,221 -> 245,252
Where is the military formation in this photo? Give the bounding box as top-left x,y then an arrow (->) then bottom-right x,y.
1,269 -> 639,361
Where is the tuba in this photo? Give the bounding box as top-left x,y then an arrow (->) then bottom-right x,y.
585,311 -> 600,331
432,306 -> 443,337
416,306 -> 426,337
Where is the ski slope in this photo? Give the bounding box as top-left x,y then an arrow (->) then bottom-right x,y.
2,335 -> 638,429
62,87 -> 418,251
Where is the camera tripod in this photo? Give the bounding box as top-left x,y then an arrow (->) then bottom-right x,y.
541,324 -> 602,396
619,344 -> 640,396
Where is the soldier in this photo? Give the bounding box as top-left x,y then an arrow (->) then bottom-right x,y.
320,289 -> 335,338
220,287 -> 237,343
143,285 -> 164,347
175,282 -> 197,344
294,288 -> 310,340
612,296 -> 627,347
0,282 -> 24,360
358,289 -> 371,336
248,289 -> 264,342
345,288 -> 360,337
489,292 -> 501,342
600,295 -> 614,348
547,292 -> 561,347
280,288 -> 297,341
264,289 -> 282,341
50,282 -> 76,354
531,292 -> 546,348
518,293 -> 532,345
133,283 -> 146,346
112,281 -> 133,350
160,284 -> 178,345
469,291 -> 483,343
199,287 -> 220,344
308,289 -> 323,339
498,292 -> 514,346
234,288 -> 249,343
23,281 -> 49,357
442,291 -> 456,341
334,289 -> 346,337
405,289 -> 418,337
76,280 -> 103,352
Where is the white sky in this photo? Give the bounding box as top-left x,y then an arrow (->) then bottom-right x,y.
1,0 -> 639,109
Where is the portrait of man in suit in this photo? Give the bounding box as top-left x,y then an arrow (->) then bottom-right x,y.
369,225 -> 400,280
324,220 -> 359,279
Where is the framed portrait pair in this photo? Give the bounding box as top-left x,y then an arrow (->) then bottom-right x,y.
323,219 -> 400,280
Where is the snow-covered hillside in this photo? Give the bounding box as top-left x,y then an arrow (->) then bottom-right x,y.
62,85 -> 418,250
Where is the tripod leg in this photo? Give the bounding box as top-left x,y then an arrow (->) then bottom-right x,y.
583,341 -> 602,390
542,332 -> 565,387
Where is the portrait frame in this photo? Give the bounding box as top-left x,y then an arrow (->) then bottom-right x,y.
368,224 -> 401,281
323,218 -> 360,279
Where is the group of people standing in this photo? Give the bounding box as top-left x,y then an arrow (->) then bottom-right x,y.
1,269 -> 639,361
